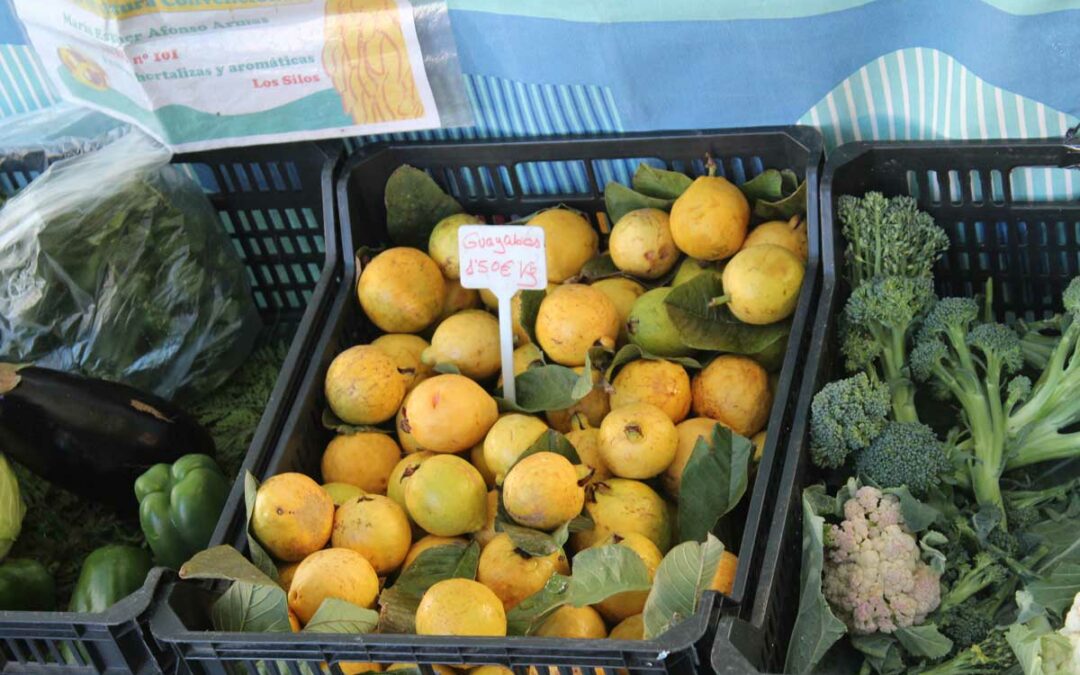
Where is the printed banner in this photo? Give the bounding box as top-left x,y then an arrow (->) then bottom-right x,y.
13,0 -> 444,150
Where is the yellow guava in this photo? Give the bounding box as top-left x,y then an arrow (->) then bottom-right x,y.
404,454 -> 488,536
252,472 -> 334,562
609,359 -> 692,423
564,412 -> 611,483
288,548 -> 378,624
415,578 -> 507,636
594,533 -> 663,623
482,414 -> 549,484
572,478 -> 673,553
545,365 -> 611,433
719,244 -> 804,325
422,309 -> 501,381
536,284 -> 620,366
429,213 -> 482,279
669,175 -> 749,260
592,276 -> 646,346
439,278 -> 482,322
626,288 -> 693,358
372,333 -> 434,392
535,605 -> 608,639
608,208 -> 679,279
691,355 -> 772,437
325,345 -> 405,425
663,417 -> 728,498
528,208 -> 599,282
599,402 -> 678,480
608,613 -> 644,640
742,215 -> 808,262
401,374 -> 499,453
503,452 -> 586,531
357,247 -> 446,333
321,432 -> 401,495
476,533 -> 569,611
386,451 -> 434,511
332,494 -> 412,575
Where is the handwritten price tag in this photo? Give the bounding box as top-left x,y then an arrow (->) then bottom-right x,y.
457,225 -> 547,293
457,225 -> 547,404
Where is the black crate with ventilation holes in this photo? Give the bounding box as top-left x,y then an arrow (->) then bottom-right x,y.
0,139 -> 343,674
151,128 -> 823,675
711,136 -> 1080,674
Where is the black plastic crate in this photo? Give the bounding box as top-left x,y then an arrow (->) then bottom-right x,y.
151,127 -> 823,675
0,139 -> 344,674
711,137 -> 1080,674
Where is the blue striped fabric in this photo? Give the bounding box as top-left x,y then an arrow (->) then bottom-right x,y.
799,47 -> 1079,199
0,44 -> 57,117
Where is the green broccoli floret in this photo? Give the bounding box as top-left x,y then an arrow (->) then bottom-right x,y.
1004,476 -> 1080,521
855,421 -> 951,496
838,192 -> 950,287
939,599 -> 994,651
809,373 -> 891,469
843,275 -> 936,423
938,552 -> 1008,612
909,297 -> 1023,527
915,629 -> 1017,674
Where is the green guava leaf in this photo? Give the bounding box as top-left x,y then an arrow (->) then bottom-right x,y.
663,272 -> 791,354
604,182 -> 674,226
567,544 -> 652,607
641,534 -> 724,639
780,169 -> 800,195
519,289 -> 545,346
211,581 -> 292,633
241,474 -> 278,581
302,598 -> 379,634
385,165 -> 463,248
495,519 -> 563,558
576,254 -> 622,282
677,425 -> 753,543
506,574 -> 571,636
754,178 -> 807,221
738,169 -> 784,203
632,164 -> 693,200
605,344 -> 701,380
377,542 -> 480,634
784,487 -> 848,675
512,429 -> 581,470
180,545 -> 278,586
501,365 -> 584,413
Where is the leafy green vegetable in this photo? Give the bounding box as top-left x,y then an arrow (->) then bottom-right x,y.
0,134 -> 261,401
518,289 -> 545,345
785,487 -> 847,675
663,272 -> 791,354
377,543 -> 480,634
893,624 -> 953,659
677,425 -> 753,543
632,164 -> 692,200
384,165 -> 463,248
604,182 -> 674,226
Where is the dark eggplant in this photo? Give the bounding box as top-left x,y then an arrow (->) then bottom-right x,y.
0,363 -> 214,514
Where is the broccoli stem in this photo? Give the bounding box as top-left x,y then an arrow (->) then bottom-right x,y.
876,320 -> 919,423
1008,319 -> 1080,434
1007,426 -> 1080,470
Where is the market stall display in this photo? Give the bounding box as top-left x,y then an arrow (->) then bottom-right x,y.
151,128 -> 823,675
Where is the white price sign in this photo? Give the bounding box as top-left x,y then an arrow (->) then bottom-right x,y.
458,225 -> 548,403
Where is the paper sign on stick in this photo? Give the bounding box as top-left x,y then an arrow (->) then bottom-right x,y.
458,225 -> 547,403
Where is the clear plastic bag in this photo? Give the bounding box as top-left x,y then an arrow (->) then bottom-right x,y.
0,129 -> 261,401
0,102 -> 129,171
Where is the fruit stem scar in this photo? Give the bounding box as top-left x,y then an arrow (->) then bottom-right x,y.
399,408 -> 412,432
624,424 -> 644,442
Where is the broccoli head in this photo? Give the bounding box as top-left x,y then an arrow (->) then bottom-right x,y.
810,373 -> 891,469
939,598 -> 994,652
838,192 -> 950,287
966,323 -> 1023,378
855,421 -> 951,496
822,486 -> 942,634
939,552 -> 1008,612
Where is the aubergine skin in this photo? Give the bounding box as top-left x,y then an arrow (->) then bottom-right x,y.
0,364 -> 215,515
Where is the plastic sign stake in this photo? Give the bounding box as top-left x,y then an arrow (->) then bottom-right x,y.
458,225 -> 547,404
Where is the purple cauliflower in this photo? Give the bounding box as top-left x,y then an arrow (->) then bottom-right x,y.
822,486 -> 941,634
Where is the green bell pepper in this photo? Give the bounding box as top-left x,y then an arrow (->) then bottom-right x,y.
0,559 -> 55,611
69,545 -> 152,613
134,454 -> 229,569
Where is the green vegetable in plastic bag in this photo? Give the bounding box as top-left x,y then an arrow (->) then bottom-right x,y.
0,130 -> 260,401
0,455 -> 25,561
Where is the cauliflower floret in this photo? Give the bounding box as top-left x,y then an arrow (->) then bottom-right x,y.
822,486 -> 942,634
1061,591 -> 1080,673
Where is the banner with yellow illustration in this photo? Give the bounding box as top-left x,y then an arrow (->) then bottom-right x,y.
12,0 -> 466,150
